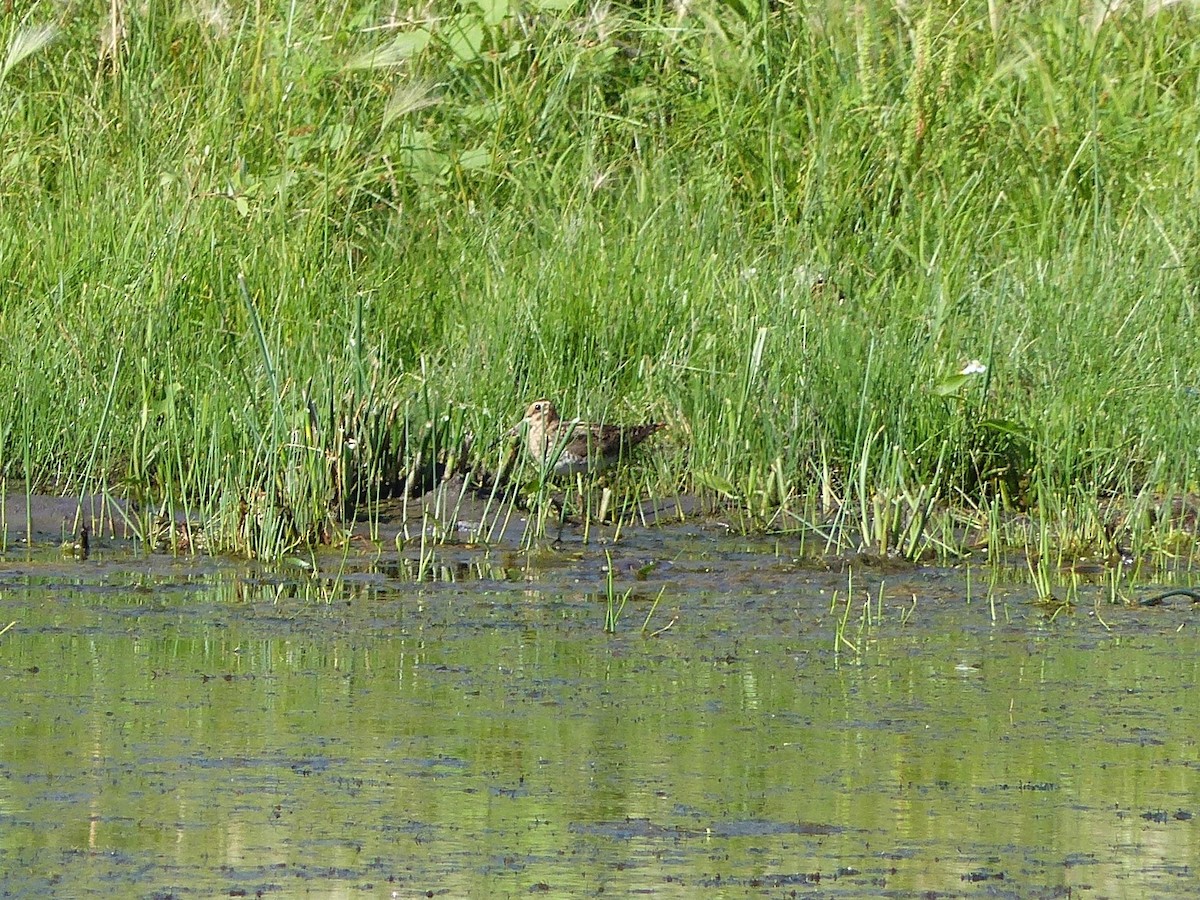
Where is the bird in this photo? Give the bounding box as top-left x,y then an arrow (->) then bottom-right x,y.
508,399 -> 664,476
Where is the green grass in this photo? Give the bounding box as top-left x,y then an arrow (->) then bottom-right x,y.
3,0 -> 1200,561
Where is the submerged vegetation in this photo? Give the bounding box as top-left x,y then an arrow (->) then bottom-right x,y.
3,0 -> 1200,563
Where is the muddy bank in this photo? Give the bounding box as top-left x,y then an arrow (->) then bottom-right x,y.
7,481 -> 1200,597
1,484 -> 706,547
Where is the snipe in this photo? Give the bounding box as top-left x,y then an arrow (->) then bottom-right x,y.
509,399 -> 664,476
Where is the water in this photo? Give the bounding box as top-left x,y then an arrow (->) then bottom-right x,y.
2,530 -> 1199,898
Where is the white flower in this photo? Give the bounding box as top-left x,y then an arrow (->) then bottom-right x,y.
960,360 -> 987,376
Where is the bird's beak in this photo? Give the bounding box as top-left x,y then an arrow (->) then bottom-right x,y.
503,418 -> 526,439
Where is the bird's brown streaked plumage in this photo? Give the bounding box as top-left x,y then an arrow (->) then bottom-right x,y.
510,399 -> 664,475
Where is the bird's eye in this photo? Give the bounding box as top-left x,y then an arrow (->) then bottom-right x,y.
534,402 -> 543,412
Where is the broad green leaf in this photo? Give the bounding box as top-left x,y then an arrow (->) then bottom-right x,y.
457,146 -> 490,170
471,0 -> 511,28
445,18 -> 485,63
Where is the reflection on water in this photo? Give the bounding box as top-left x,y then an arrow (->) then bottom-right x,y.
1,537 -> 1199,898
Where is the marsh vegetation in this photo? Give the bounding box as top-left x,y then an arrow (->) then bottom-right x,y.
3,0 -> 1200,567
